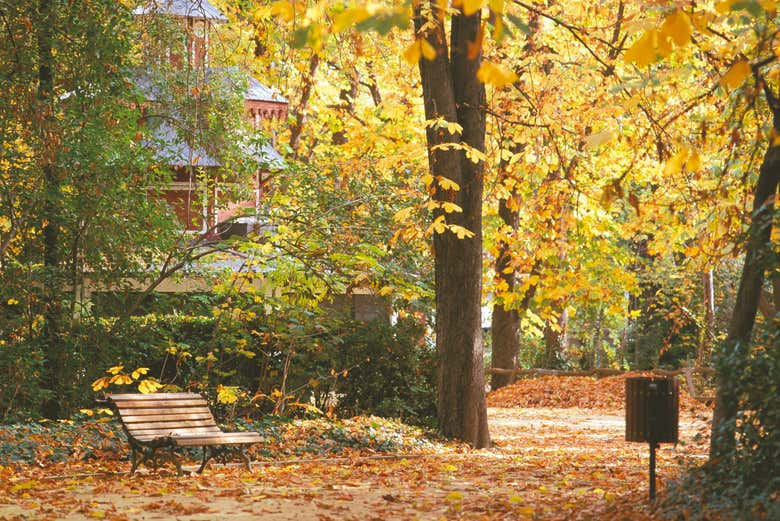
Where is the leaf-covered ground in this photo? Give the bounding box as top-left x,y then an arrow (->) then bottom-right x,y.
0,376 -> 712,520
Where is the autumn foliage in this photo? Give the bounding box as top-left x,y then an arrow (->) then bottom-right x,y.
487,374 -> 711,414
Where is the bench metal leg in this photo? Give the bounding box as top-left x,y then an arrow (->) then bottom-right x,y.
197,446 -> 212,474
195,445 -> 252,473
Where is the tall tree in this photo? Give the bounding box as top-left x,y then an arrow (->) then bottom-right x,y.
413,1 -> 490,447
710,68 -> 780,459
1,0 -> 183,417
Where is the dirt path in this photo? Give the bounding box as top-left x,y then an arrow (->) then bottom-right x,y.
0,407 -> 710,520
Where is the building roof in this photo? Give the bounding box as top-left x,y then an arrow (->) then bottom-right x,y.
246,75 -> 288,104
134,68 -> 288,106
133,0 -> 228,22
145,119 -> 285,170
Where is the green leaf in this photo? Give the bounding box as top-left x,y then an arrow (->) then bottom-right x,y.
291,26 -> 311,49
506,13 -> 532,35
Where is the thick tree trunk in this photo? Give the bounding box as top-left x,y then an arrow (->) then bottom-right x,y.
37,0 -> 66,419
490,196 -> 520,390
710,137 -> 780,461
415,3 -> 490,448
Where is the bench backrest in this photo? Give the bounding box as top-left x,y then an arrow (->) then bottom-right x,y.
108,392 -> 221,440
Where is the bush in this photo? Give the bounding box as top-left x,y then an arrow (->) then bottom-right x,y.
661,317 -> 780,519
320,318 -> 437,425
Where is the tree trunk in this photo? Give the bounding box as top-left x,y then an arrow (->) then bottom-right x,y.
490,194 -> 520,390
592,307 -> 606,369
542,308 -> 567,369
699,269 -> 716,364
36,0 -> 66,419
710,134 -> 780,461
289,52 -> 320,160
415,3 -> 490,448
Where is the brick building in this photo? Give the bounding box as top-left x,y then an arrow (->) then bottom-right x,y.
134,0 -> 288,235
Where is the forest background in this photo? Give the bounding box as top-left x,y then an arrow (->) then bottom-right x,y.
0,0 -> 777,517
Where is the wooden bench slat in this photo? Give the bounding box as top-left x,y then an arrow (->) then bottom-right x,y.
125,419 -> 219,430
110,398 -> 206,408
113,406 -> 213,416
171,433 -> 263,446
109,392 -> 202,400
121,412 -> 214,423
129,425 -> 222,434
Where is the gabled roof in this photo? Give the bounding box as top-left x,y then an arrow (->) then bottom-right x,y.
144,119 -> 285,170
134,68 -> 287,106
246,75 -> 288,104
133,0 -> 228,22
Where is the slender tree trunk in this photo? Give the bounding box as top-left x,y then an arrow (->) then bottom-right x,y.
490,194 -> 520,390
289,52 -> 320,159
699,269 -> 716,364
542,307 -> 567,369
592,307 -> 606,369
415,3 -> 490,448
37,0 -> 66,419
710,131 -> 780,461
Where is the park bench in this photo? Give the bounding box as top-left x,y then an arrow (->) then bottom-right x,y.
107,392 -> 262,475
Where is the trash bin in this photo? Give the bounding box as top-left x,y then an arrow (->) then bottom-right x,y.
625,376 -> 679,444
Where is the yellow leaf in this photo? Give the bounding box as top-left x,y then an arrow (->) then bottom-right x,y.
217,385 -> 240,404
10,480 -> 38,493
403,40 -> 421,64
584,130 -> 612,149
660,10 -> 692,47
332,7 -> 371,33
509,494 -> 523,504
516,506 -> 535,515
91,377 -> 109,392
449,224 -> 475,239
437,177 -> 461,191
393,206 -> 414,222
488,0 -> 504,14
462,0 -> 483,16
442,202 -> 463,213
130,367 -> 149,380
664,147 -> 689,177
427,215 -> 447,235
379,286 -> 395,296
109,374 -> 133,385
138,379 -> 163,394
715,0 -> 737,13
441,463 -> 458,472
79,409 -> 94,416
476,61 -> 518,88
421,173 -> 434,186
624,29 -> 658,67
420,39 -> 437,60
686,150 -> 701,171
760,0 -> 777,14
446,491 -> 464,502
107,365 -> 124,375
770,128 -> 780,146
270,1 -> 294,22
720,60 -> 751,89
6,298 -> 18,305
